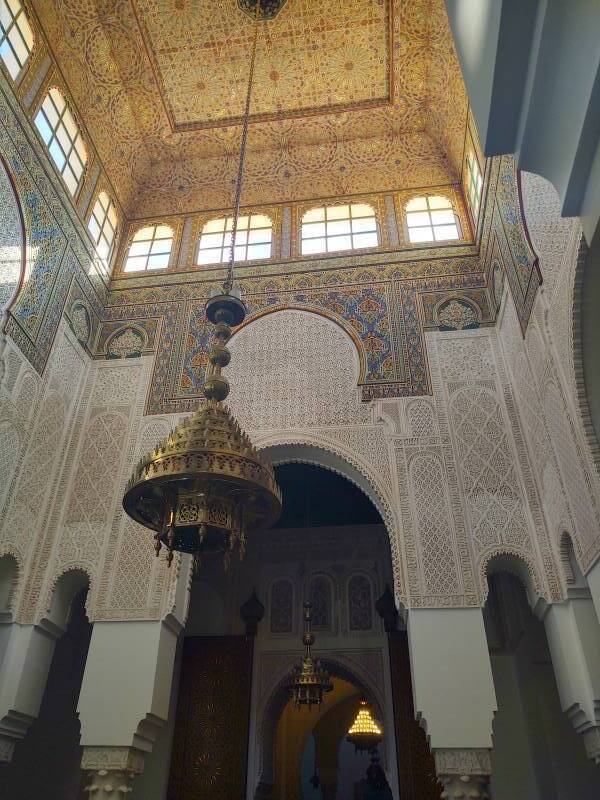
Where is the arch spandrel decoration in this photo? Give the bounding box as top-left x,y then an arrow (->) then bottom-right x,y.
0,155 -> 26,315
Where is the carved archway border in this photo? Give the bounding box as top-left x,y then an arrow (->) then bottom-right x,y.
255,433 -> 405,603
39,564 -> 94,624
0,546 -> 22,616
232,303 -> 367,385
478,546 -> 548,610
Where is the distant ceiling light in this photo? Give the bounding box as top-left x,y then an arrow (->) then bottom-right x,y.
346,697 -> 383,753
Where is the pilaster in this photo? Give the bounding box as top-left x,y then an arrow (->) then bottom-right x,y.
78,619 -> 181,775
543,598 -> 600,763
0,621 -> 63,758
407,608 -> 496,787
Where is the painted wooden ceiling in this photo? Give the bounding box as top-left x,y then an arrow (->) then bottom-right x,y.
33,0 -> 468,218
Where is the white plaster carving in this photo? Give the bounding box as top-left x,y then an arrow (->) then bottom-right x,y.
228,309 -> 372,430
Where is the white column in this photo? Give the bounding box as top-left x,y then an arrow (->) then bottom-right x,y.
407,607 -> 496,795
543,597 -> 600,762
78,618 -> 181,796
0,620 -> 63,760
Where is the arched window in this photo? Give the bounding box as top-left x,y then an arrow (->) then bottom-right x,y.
0,0 -> 34,80
88,191 -> 117,265
270,579 -> 293,633
197,214 -> 272,265
124,224 -> 173,272
405,195 -> 460,243
34,88 -> 87,196
348,574 -> 373,631
465,151 -> 483,218
309,575 -> 332,630
301,203 -> 378,255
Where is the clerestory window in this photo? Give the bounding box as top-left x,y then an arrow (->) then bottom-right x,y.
405,195 -> 460,244
301,203 -> 378,256
0,0 -> 34,80
197,214 -> 272,265
34,87 -> 87,196
88,191 -> 118,266
123,224 -> 173,272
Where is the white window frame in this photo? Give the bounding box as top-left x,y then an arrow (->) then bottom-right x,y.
301,203 -> 379,256
123,224 -> 174,273
465,151 -> 483,219
0,0 -> 34,81
34,87 -> 87,197
88,191 -> 118,266
405,195 -> 461,244
196,214 -> 273,265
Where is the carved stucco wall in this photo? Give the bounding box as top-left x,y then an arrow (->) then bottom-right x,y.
4,294 -> 598,623
498,172 -> 600,576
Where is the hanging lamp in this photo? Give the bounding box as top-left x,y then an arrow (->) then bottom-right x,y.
288,602 -> 333,709
346,697 -> 383,754
122,0 -> 282,571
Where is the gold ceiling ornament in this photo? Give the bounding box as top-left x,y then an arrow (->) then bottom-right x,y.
288,602 -> 333,709
346,697 -> 383,753
122,0 -> 282,572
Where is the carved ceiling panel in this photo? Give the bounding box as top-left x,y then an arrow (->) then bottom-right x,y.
132,0 -> 390,128
32,0 -> 468,217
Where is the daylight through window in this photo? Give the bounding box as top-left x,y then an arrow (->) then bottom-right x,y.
406,195 -> 460,244
88,192 -> 118,266
34,88 -> 87,196
0,0 -> 34,80
124,225 -> 173,272
197,214 -> 272,265
301,204 -> 378,255
466,151 -> 483,218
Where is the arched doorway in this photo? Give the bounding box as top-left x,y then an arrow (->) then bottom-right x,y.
157,459 -> 413,800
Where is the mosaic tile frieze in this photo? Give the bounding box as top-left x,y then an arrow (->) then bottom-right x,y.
96,267 -> 488,413
0,74 -> 106,373
483,155 -> 541,333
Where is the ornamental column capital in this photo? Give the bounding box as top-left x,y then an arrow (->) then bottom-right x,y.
82,746 -> 145,800
434,748 -> 492,799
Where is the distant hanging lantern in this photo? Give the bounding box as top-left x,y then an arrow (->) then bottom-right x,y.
288,602 -> 332,709
346,697 -> 383,753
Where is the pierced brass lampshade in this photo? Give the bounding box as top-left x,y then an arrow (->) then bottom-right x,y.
346,697 -> 383,753
123,291 -> 282,570
289,602 -> 333,709
123,2 -> 282,570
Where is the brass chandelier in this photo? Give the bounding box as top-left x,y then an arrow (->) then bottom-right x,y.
346,697 -> 383,754
122,0 -> 282,570
288,602 -> 333,709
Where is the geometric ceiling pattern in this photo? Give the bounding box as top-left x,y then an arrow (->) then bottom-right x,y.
33,0 -> 468,218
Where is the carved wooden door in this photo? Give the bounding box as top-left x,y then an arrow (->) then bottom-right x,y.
167,636 -> 254,800
388,631 -> 442,800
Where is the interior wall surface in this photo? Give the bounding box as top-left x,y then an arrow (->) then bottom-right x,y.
0,33 -> 599,796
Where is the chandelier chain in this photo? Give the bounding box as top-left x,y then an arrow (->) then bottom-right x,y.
225,0 -> 262,294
